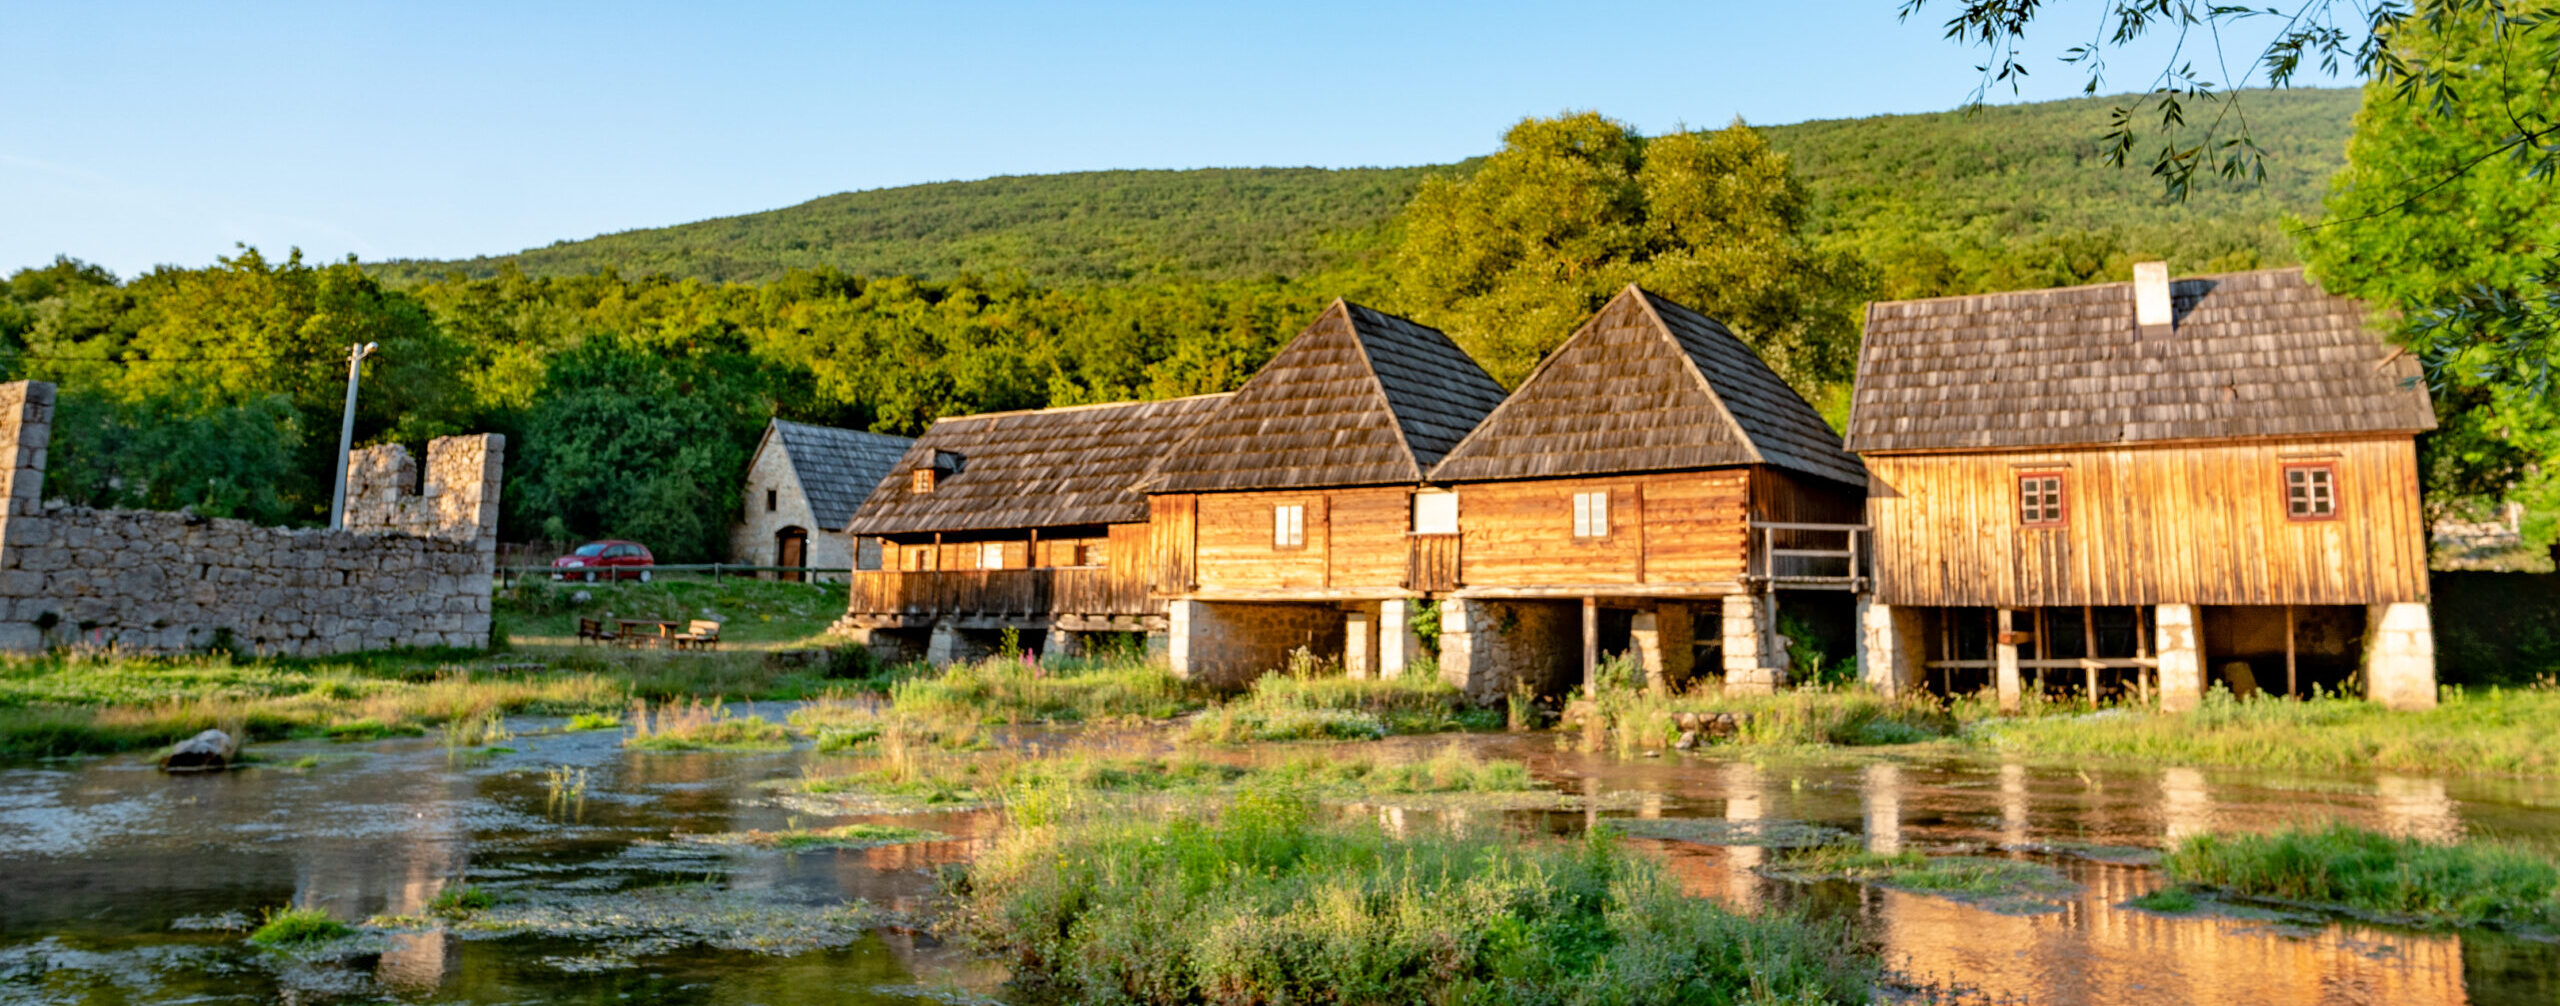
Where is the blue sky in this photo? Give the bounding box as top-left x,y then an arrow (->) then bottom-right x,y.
1,1 -> 2356,276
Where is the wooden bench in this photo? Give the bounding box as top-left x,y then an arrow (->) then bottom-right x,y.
576,617 -> 620,645
672,619 -> 722,650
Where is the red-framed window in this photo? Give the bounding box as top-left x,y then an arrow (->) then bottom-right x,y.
2018,472 -> 2067,527
2284,463 -> 2339,521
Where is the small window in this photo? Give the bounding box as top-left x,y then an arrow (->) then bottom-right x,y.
2019,473 -> 2066,527
764,488 -> 778,512
1411,490 -> 1458,535
1274,504 -> 1305,549
910,468 -> 935,493
979,542 -> 1006,569
1571,491 -> 1609,539
2286,464 -> 2338,520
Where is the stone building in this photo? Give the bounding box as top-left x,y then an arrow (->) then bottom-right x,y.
0,380 -> 505,656
1848,265 -> 2440,710
729,419 -> 912,581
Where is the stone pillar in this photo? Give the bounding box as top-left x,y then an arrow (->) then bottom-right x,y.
0,382 -> 55,653
2155,604 -> 2203,712
1631,602 -> 1693,693
2363,602 -> 2438,711
1344,607 -> 1374,680
1377,599 -> 1421,678
1043,624 -> 1080,661
1856,598 -> 1925,697
1721,593 -> 1789,694
1167,599 -> 1205,680
925,620 -> 961,667
1994,608 -> 2023,712
1436,597 -> 1479,695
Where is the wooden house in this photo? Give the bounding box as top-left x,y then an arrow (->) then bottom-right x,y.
1848,264 -> 2440,711
1142,300 -> 1509,686
837,393 -> 1232,663
1423,285 -> 1870,700
730,419 -> 914,581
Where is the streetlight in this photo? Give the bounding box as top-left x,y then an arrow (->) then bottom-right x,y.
326,341 -> 379,530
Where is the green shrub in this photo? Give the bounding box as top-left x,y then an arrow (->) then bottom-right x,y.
2163,824 -> 2560,928
249,907 -> 351,946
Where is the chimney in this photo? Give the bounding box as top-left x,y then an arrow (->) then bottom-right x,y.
2133,261 -> 2173,337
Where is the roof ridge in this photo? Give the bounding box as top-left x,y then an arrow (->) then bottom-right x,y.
1629,286 -> 1766,466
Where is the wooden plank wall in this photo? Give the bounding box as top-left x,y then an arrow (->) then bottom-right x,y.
1456,471 -> 1751,588
1864,436 -> 2427,607
1149,495 -> 1198,593
1186,487 -> 1412,593
1106,523 -> 1150,600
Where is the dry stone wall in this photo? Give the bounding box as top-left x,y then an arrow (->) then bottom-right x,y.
0,381 -> 504,656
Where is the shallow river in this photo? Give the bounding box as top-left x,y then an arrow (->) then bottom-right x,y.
1,717 -> 2555,1004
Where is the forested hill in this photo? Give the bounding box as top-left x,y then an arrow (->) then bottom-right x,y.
372,88 -> 2359,288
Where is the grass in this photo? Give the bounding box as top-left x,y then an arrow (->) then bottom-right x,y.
890,651 -> 1195,727
795,742 -> 1538,811
1184,668 -> 1498,743
685,822 -> 945,851
786,692 -> 886,752
562,712 -> 621,732
2162,824 -> 2560,929
624,697 -> 790,751
954,786 -> 1876,1005
495,575 -> 845,650
1975,685 -> 2560,777
428,885 -> 495,918
2127,886 -> 2200,913
1580,683 -> 1962,758
248,906 -> 351,947
1770,845 -> 2078,913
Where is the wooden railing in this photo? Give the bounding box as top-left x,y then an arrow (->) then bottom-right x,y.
1746,522 -> 1869,590
846,567 -> 1161,618
1404,533 -> 1461,592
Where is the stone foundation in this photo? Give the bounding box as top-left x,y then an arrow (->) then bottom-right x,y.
1631,602 -> 1693,692
1377,599 -> 1422,678
1437,598 -> 1576,705
1720,594 -> 1790,694
1855,599 -> 1924,697
1167,600 -> 1345,690
2155,603 -> 2204,713
0,382 -> 502,656
2363,602 -> 2438,711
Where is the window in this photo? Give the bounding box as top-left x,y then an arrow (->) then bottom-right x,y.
764,488 -> 777,512
1410,490 -> 1458,534
910,468 -> 935,493
2285,464 -> 2338,520
979,542 -> 1007,569
1273,504 -> 1305,549
1571,491 -> 1609,539
2018,473 -> 2066,527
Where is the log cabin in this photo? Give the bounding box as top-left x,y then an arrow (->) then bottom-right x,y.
1423,285 -> 1870,701
1142,300 -> 1510,687
835,392 -> 1232,663
1847,264 -> 2440,711
729,419 -> 913,582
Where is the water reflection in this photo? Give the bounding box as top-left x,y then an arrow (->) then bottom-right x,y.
1862,762 -> 1903,855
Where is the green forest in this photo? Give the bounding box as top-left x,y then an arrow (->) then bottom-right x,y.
12,84 -> 2527,564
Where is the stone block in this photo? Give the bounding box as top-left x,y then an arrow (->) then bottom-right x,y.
2363,602 -> 2438,711
2156,604 -> 2203,713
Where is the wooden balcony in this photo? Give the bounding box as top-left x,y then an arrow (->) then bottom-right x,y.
1746,521 -> 1870,591
846,567 -> 1162,626
1403,533 -> 1461,592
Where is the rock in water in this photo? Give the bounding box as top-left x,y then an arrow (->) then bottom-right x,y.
160,729 -> 237,773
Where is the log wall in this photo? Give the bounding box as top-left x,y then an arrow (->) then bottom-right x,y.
1864,436 -> 2427,607
1454,471 -> 1752,588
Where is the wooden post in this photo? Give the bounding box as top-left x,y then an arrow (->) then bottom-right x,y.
2083,605 -> 2100,704
1028,527 -> 1040,569
1582,596 -> 1600,697
2137,606 -> 2154,705
2284,604 -> 2298,699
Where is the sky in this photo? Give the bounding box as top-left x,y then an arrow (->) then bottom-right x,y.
0,1 -> 2361,277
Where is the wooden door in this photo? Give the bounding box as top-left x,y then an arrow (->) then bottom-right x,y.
776,527 -> 808,582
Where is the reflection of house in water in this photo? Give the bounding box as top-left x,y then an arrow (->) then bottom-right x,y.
278,764 -> 474,992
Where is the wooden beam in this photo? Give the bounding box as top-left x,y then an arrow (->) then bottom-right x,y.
2083,605 -> 2100,704
1582,595 -> 1599,698
2285,604 -> 2299,699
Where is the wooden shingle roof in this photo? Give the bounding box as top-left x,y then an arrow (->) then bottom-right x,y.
1848,267 -> 2436,453
763,420 -> 916,531
1145,300 -> 1508,493
1429,285 -> 1867,487
843,393 -> 1233,536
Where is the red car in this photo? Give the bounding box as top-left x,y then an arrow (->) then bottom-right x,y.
552,540 -> 655,582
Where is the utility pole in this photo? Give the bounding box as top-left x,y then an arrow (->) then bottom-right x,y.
326,342 -> 379,530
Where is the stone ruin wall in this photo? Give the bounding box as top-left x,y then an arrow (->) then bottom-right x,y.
0,381 -> 505,656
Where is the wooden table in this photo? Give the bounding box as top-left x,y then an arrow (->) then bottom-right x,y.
615,619 -> 681,647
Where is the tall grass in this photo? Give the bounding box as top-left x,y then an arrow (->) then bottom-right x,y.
1590,684 -> 1959,756
890,651 -> 1193,727
1185,666 -> 1498,743
2164,824 -> 2560,928
0,652 -> 627,758
1979,685 -> 2560,776
624,697 -> 789,751
955,786 -> 1875,1004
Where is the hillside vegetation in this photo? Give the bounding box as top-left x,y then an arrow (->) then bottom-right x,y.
375,89 -> 2356,293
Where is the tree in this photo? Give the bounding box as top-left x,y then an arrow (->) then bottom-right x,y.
1392,113 -> 1872,390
